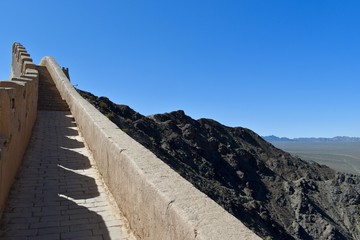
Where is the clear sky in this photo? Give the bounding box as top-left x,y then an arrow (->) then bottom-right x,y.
1,1 -> 359,138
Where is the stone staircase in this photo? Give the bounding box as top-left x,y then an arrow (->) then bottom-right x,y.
37,65 -> 69,111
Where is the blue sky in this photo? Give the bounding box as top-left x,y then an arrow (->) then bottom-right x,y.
1,1 -> 359,138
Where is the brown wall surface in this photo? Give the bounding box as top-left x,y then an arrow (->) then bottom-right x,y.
0,43 -> 38,216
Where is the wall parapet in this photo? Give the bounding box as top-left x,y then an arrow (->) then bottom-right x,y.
41,56 -> 261,240
0,43 -> 39,217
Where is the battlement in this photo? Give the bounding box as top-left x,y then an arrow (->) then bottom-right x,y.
0,43 -> 39,215
11,43 -> 37,78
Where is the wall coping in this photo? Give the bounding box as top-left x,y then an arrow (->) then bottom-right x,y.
40,56 -> 261,240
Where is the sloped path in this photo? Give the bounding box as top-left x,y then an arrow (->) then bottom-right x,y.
0,111 -> 136,240
36,65 -> 70,111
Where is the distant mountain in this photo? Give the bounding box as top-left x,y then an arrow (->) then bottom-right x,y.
263,135 -> 360,143
262,135 -> 293,142
78,89 -> 360,240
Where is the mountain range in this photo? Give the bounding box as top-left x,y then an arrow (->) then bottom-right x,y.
263,135 -> 360,143
77,89 -> 360,240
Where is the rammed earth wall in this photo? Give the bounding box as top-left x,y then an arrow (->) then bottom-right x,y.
0,43 -> 39,216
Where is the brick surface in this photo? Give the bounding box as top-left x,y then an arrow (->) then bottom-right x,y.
0,111 -> 136,240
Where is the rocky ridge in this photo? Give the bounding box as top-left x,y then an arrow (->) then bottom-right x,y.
78,89 -> 360,240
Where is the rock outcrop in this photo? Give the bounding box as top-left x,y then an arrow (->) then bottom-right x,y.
78,89 -> 360,240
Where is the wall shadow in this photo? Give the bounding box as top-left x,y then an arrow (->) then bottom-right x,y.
0,111 -> 113,239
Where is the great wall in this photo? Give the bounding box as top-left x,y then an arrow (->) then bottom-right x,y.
0,43 -> 260,239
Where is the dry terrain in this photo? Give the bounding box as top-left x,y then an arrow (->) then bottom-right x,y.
271,142 -> 360,176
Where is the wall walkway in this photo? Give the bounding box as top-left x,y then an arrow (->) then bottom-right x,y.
0,111 -> 135,239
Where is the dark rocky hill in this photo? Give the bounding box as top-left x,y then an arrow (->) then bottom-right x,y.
78,89 -> 360,240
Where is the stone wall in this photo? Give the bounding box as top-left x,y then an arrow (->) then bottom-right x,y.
41,56 -> 261,240
0,43 -> 39,216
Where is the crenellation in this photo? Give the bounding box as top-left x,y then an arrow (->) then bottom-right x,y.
13,44 -> 27,64
12,42 -> 22,52
0,43 -> 39,218
21,60 -> 36,73
11,43 -> 36,78
25,68 -> 38,77
17,51 -> 30,62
